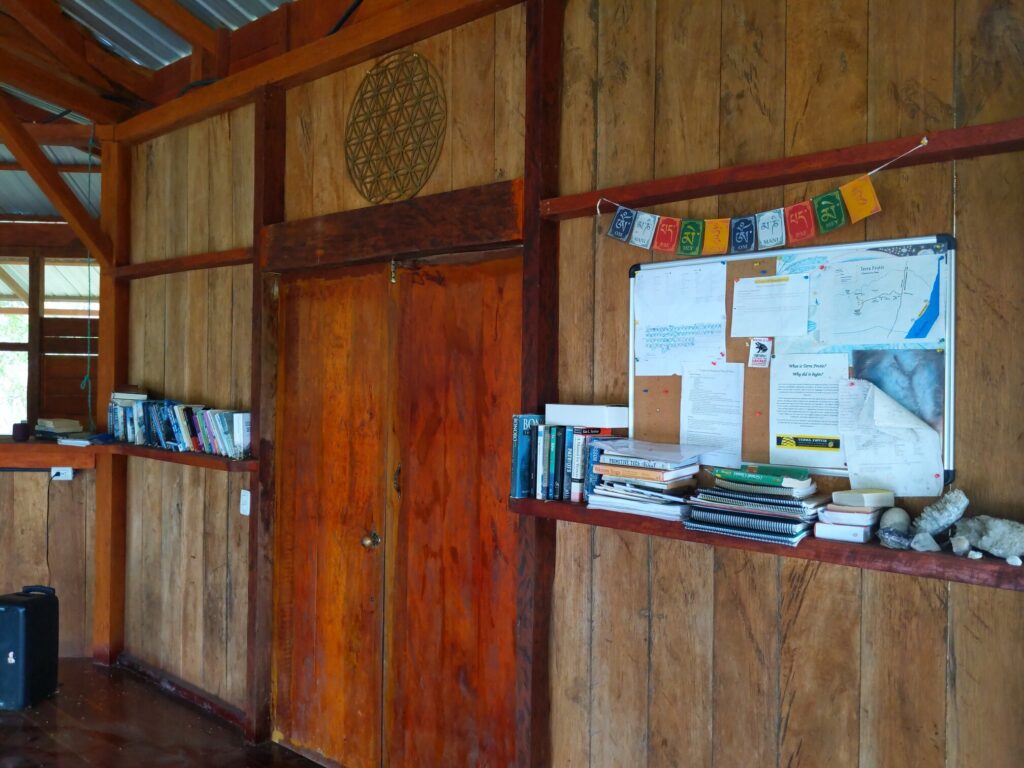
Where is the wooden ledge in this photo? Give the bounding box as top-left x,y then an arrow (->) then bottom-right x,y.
115,247 -> 253,280
0,439 -> 102,469
511,498 -> 1024,593
541,116 -> 1024,220
113,444 -> 258,472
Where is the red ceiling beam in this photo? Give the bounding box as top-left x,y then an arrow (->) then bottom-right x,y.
0,222 -> 80,248
0,96 -> 110,266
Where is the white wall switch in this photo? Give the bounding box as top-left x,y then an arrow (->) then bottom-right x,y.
50,467 -> 73,481
239,489 -> 251,517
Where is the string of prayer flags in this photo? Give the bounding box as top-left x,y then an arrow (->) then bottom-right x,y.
598,136 -> 930,257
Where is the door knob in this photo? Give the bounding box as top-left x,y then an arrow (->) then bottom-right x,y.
361,531 -> 382,549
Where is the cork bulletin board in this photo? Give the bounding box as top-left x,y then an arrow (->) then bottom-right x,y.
628,235 -> 956,476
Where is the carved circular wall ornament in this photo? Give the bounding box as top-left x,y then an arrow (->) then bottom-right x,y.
345,50 -> 447,204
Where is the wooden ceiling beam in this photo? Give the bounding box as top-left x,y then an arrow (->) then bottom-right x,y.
0,97 -> 110,266
84,46 -> 158,103
0,162 -> 99,173
0,0 -> 114,91
21,123 -> 100,153
0,50 -> 129,124
114,0 -> 518,143
0,222 -> 81,248
134,0 -> 229,78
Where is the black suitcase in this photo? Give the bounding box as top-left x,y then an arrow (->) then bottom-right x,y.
0,585 -> 59,710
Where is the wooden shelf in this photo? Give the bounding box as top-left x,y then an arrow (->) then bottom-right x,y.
511,497 -> 1024,593
0,438 -> 100,469
112,443 -> 258,472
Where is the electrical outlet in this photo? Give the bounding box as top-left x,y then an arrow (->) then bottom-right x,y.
50,467 -> 73,481
239,489 -> 251,517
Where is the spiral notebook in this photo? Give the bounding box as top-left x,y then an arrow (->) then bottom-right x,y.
691,495 -> 821,522
698,487 -> 827,509
688,507 -> 812,535
683,519 -> 811,547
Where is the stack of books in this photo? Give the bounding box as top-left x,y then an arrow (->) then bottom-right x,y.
34,418 -> 83,440
510,404 -> 628,502
586,439 -> 702,521
814,488 -> 895,543
108,390 -> 251,459
684,465 -> 826,547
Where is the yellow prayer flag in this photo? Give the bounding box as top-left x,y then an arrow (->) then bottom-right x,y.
839,175 -> 882,223
702,218 -> 731,255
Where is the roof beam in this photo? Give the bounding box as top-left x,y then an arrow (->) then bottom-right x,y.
0,97 -> 110,265
0,222 -> 81,248
115,0 -> 518,143
134,0 -> 229,77
21,123 -> 101,153
0,50 -> 130,124
0,0 -> 113,91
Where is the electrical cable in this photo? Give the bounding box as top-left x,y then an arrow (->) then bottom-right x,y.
326,0 -> 364,36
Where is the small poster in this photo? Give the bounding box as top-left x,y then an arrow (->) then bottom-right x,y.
748,338 -> 772,368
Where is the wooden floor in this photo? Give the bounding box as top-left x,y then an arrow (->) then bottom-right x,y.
0,659 -> 314,767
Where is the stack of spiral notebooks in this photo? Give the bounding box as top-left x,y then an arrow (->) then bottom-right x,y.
684,474 -> 828,547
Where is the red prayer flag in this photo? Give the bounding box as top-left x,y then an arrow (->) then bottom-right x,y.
652,217 -> 681,252
784,200 -> 817,243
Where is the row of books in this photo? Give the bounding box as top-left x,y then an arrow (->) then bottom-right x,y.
585,440 -> 700,521
108,390 -> 251,459
813,488 -> 895,543
510,404 -> 629,502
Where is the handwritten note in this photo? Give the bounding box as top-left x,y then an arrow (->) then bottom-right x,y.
634,262 -> 727,375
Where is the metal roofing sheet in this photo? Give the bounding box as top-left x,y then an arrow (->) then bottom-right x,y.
0,263 -> 100,301
0,169 -> 100,217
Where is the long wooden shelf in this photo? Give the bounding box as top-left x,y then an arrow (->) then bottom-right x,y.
0,438 -> 99,469
511,497 -> 1024,593
112,443 -> 258,472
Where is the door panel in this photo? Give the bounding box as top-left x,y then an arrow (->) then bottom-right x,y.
274,265 -> 391,767
387,257 -> 522,767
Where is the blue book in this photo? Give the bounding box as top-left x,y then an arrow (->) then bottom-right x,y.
510,414 -> 541,499
584,440 -> 603,502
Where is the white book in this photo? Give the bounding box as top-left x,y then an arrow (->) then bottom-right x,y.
233,412 -> 251,458
535,425 -> 547,500
818,509 -> 881,526
544,403 -> 628,429
814,522 -> 874,543
832,489 -> 895,507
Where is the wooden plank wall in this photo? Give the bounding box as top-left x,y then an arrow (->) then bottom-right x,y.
0,470 -> 95,657
283,5 -> 526,220
124,106 -> 254,709
551,1 -> 1024,766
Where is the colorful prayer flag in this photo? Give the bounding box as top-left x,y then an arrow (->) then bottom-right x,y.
839,175 -> 882,223
784,201 -> 817,243
607,207 -> 637,241
755,209 -> 786,249
702,218 -> 731,255
676,219 -> 705,256
629,212 -> 660,249
812,190 -> 847,233
652,217 -> 681,252
729,215 -> 757,253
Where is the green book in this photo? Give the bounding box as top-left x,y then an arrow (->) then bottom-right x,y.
712,465 -> 812,489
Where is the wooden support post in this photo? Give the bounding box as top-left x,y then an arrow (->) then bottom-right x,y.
517,0 -> 563,765
245,86 -> 286,743
25,256 -> 41,427
92,141 -> 131,665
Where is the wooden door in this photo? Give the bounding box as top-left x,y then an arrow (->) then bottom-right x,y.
386,256 -> 522,767
273,265 -> 393,767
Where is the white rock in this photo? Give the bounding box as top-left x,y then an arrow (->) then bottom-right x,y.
910,531 -> 941,552
956,515 -> 1024,559
879,507 -> 910,534
967,550 -> 983,560
1007,555 -> 1022,567
950,535 -> 971,556
914,489 -> 969,535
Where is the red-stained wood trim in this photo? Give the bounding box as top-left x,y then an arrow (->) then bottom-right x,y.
114,247 -> 253,280
116,652 -> 248,733
542,116 -> 1024,220
245,86 -> 285,744
0,342 -> 29,352
261,180 -> 525,272
22,122 -> 99,153
0,223 -> 80,248
134,0 -> 221,55
0,50 -> 129,125
25,256 -> 41,427
113,0 -> 520,144
0,439 -> 99,469
110,443 -> 259,472
0,97 -> 112,267
0,162 -> 99,173
92,140 -> 130,667
512,498 -> 1024,593
517,1 -> 563,766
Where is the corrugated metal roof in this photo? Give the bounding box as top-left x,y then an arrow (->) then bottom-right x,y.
0,263 -> 100,301
0,167 -> 101,217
